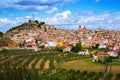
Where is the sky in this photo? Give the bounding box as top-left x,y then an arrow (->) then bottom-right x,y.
0,0 -> 120,32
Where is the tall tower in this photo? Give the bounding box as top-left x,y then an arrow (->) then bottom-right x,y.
78,25 -> 82,32
32,12 -> 34,21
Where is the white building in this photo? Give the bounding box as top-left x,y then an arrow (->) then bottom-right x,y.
108,50 -> 118,57
99,44 -> 107,49
92,55 -> 99,62
47,41 -> 57,47
79,49 -> 89,55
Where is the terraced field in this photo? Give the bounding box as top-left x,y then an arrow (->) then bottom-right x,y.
0,50 -> 90,70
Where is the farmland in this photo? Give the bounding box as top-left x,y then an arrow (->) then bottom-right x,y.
58,58 -> 120,73
0,49 -> 89,69
0,49 -> 120,80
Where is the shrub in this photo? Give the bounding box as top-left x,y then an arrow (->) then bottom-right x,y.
1,49 -> 9,54
87,71 -> 96,78
115,73 -> 120,80
55,47 -> 63,52
106,73 -> 113,80
81,71 -> 88,76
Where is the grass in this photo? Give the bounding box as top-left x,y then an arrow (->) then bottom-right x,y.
84,58 -> 120,65
84,58 -> 101,65
58,58 -> 120,73
58,59 -> 103,72
109,62 -> 120,65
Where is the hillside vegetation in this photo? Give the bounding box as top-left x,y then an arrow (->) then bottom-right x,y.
7,20 -> 45,33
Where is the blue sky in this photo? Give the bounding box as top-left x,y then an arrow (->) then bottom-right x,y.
0,0 -> 120,32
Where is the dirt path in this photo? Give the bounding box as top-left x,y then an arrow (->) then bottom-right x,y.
28,57 -> 37,69
44,60 -> 50,69
35,58 -> 43,69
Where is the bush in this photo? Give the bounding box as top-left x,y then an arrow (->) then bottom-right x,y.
97,72 -> 103,78
1,49 -> 9,54
106,73 -> 113,80
87,71 -> 96,78
118,51 -> 120,56
115,73 -> 120,80
105,57 -> 112,62
63,51 -> 71,54
81,71 -> 88,76
55,47 -> 63,52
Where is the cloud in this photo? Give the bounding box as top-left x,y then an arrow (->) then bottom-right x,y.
0,16 -> 32,32
55,10 -> 71,19
35,6 -> 49,10
46,7 -> 58,14
45,10 -> 71,24
0,18 -> 14,32
75,12 -> 120,30
15,0 -> 60,6
0,10 -> 120,32
44,10 -> 120,30
0,0 -> 73,11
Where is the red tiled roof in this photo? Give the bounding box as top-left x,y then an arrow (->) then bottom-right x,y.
111,50 -> 118,53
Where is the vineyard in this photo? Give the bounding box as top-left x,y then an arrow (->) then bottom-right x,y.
0,49 -> 90,69
0,49 -> 120,80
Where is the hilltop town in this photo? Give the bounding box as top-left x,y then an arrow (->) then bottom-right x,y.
2,20 -> 119,50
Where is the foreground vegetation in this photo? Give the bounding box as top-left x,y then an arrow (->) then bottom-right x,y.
1,66 -> 120,80
0,49 -> 120,80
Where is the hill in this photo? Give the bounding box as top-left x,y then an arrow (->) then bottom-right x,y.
6,19 -> 75,45
0,33 -> 17,48
7,20 -> 45,33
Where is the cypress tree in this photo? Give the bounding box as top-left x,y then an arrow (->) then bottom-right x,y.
74,41 -> 82,53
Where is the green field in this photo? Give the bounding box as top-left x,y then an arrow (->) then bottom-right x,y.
58,58 -> 120,73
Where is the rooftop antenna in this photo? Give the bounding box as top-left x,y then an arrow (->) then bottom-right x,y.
32,12 -> 34,21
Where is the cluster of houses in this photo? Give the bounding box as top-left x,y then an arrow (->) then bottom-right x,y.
8,24 -> 120,58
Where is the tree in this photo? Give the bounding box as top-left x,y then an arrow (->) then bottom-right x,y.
0,32 -> 3,37
38,22 -> 45,28
28,19 -> 32,22
34,20 -> 39,24
71,41 -> 82,53
95,44 -> 99,49
40,22 -> 45,25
